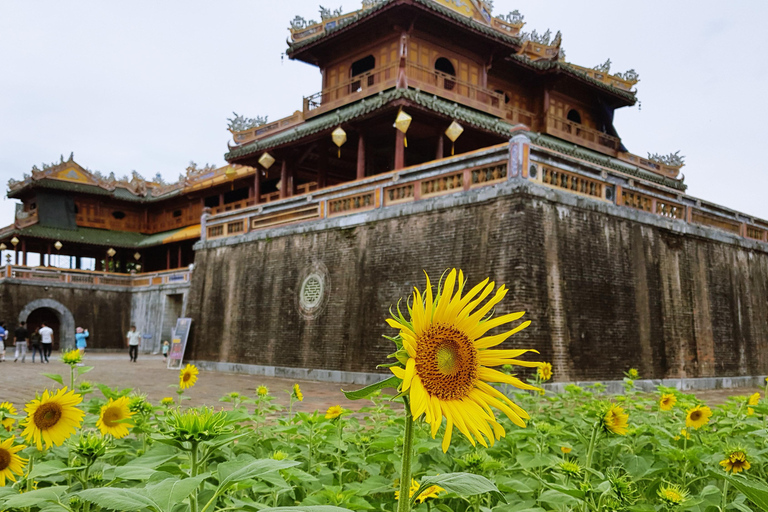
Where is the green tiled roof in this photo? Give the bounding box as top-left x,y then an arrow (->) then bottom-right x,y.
288,0 -> 520,54
226,87 -> 515,160
8,179 -> 184,203
506,54 -> 636,103
1,224 -> 193,248
528,132 -> 686,191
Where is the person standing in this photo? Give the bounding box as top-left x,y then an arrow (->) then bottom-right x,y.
0,321 -> 6,362
39,322 -> 54,363
30,328 -> 43,363
126,325 -> 141,362
162,340 -> 170,360
13,321 -> 29,363
75,327 -> 89,355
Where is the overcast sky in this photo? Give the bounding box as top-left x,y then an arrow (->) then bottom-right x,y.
0,1 -> 765,227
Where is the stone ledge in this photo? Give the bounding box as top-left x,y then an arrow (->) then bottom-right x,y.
190,359 -> 766,393
190,360 -> 386,386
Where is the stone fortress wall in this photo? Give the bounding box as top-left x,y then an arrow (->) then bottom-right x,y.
185,173 -> 768,382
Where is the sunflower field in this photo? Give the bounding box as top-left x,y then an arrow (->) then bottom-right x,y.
2,269 -> 768,512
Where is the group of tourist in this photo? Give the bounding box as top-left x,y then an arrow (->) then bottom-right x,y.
0,320 -> 54,363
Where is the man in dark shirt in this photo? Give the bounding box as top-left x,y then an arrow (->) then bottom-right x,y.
14,321 -> 29,363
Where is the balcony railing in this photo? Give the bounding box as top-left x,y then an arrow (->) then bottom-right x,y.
211,183 -> 318,215
303,63 -> 399,117
1,266 -> 191,288
545,115 -> 622,154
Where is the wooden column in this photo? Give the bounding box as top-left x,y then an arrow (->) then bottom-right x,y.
356,133 -> 366,180
317,145 -> 328,189
21,240 -> 26,266
219,193 -> 224,208
47,243 -> 52,267
166,247 -> 171,270
436,135 -> 444,159
253,171 -> 261,204
177,245 -> 182,268
394,130 -> 405,170
280,160 -> 289,199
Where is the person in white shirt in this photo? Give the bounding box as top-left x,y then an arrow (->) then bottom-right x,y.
126,325 -> 141,362
39,322 -> 54,364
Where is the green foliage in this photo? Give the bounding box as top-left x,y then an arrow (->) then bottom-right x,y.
5,381 -> 768,511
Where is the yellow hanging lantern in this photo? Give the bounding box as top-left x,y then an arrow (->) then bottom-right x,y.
332,126 -> 347,158
258,152 -> 275,170
54,240 -> 63,251
225,166 -> 237,180
445,120 -> 464,156
394,109 -> 412,147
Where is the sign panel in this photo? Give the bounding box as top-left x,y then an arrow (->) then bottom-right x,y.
166,317 -> 192,370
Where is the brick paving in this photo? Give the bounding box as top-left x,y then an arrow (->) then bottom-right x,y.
0,352 -> 762,413
0,352 -> 371,413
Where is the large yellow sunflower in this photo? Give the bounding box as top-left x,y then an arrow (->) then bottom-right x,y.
602,404 -> 629,435
720,450 -> 751,474
96,396 -> 135,439
0,401 -> 17,432
659,393 -> 676,411
0,436 -> 28,486
748,392 -> 760,406
179,364 -> 199,390
387,269 -> 543,452
21,388 -> 85,450
685,405 -> 712,430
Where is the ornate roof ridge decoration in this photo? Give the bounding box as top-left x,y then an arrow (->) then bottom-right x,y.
226,87 -> 516,160
226,112 -> 269,133
7,156 -> 246,200
505,54 -> 637,103
517,28 -> 563,62
288,0 -> 522,53
647,151 -> 685,169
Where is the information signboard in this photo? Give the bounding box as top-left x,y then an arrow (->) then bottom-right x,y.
166,317 -> 192,370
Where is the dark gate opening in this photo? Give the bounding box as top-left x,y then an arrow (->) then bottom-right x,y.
26,308 -> 61,350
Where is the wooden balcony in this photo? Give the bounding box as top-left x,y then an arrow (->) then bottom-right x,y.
545,115 -> 622,155
211,182 -> 318,215
303,63 -> 399,118
504,105 -> 537,129
1,265 -> 191,288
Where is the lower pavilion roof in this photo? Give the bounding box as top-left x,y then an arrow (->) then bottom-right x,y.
0,223 -> 201,249
225,87 -> 515,161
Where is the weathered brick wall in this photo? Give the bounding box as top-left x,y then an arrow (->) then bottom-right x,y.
0,282 -> 133,350
186,190 -> 768,381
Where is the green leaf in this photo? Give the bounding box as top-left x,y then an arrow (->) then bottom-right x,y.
112,465 -> 160,481
4,486 -> 69,508
77,365 -> 94,375
257,507 -> 355,511
719,474 -> 768,510
42,373 -> 64,386
217,459 -> 300,492
30,460 -> 85,479
78,488 -> 159,511
145,474 -> 211,512
342,376 -> 400,401
415,472 -> 507,504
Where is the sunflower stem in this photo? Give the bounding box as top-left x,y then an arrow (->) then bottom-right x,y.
583,421 -> 600,483
397,398 -> 414,512
190,440 -> 199,512
721,479 -> 729,511
70,365 -> 75,391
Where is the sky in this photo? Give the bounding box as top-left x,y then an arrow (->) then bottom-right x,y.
0,0 -> 766,227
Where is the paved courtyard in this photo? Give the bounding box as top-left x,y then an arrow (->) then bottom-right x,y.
0,352 -> 762,413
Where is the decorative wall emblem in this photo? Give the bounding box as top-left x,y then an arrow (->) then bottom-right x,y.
300,274 -> 324,310
297,262 -> 330,319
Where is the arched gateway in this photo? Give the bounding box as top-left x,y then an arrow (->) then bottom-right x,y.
18,298 -> 76,351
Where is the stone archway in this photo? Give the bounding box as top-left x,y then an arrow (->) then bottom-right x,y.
19,299 -> 76,351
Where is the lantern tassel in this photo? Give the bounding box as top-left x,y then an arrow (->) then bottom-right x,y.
451,142 -> 455,156
404,136 -> 407,148
338,148 -> 341,158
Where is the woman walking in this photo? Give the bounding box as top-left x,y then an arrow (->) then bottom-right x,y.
30,328 -> 43,363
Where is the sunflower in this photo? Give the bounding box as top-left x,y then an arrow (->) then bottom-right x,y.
257,385 -> 269,397
748,392 -> 760,406
659,393 -> 676,411
61,349 -> 83,366
657,483 -> 688,506
96,396 -> 135,438
602,404 -> 629,435
21,387 -> 85,450
560,446 -> 572,454
292,383 -> 303,402
394,479 -> 443,503
537,362 -> 553,382
0,436 -> 28,486
387,269 -> 542,452
685,405 -> 712,430
627,368 -> 639,379
179,364 -> 199,390
558,460 -> 581,477
720,450 -> 750,473
0,401 -> 17,432
325,405 -> 343,420
161,397 -> 175,407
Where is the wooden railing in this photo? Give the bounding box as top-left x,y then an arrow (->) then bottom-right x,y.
1,266 -> 191,288
546,115 -> 622,153
505,105 -> 537,128
231,112 -> 305,145
206,140 -> 768,248
211,183 -> 318,214
303,63 -> 399,117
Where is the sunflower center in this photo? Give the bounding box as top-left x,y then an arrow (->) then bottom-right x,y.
183,373 -> 191,382
34,402 -> 63,429
0,448 -> 9,471
415,324 -> 477,400
690,411 -> 701,421
102,407 -> 122,428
